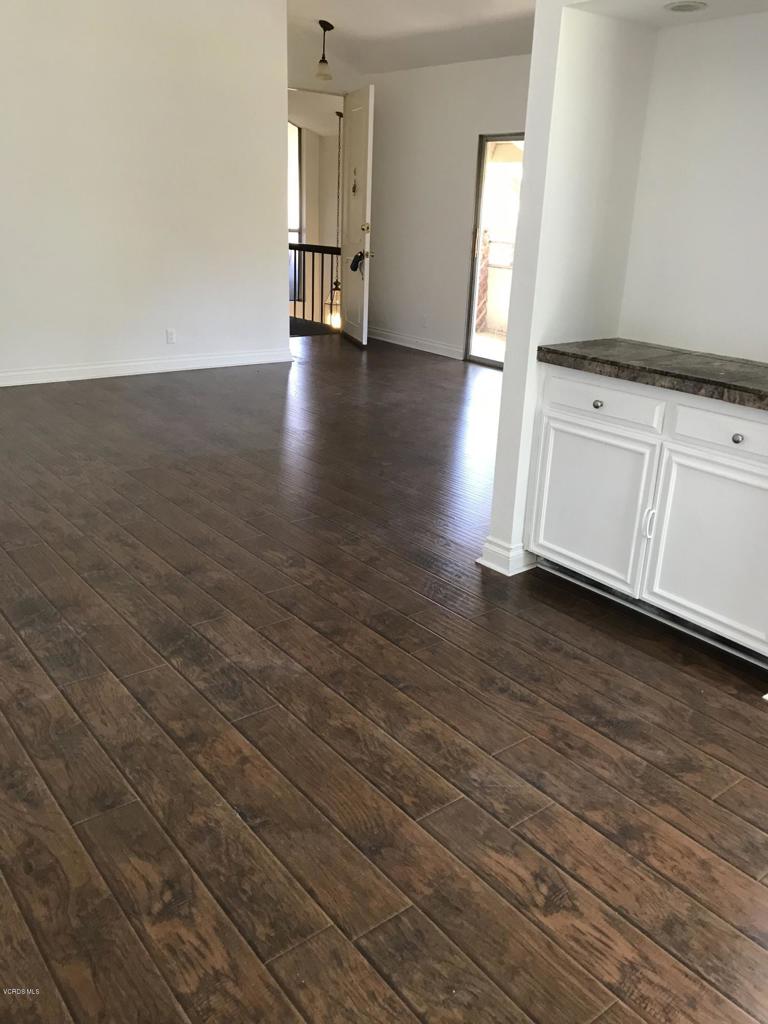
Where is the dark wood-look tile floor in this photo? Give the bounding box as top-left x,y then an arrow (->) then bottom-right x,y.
0,335 -> 767,1024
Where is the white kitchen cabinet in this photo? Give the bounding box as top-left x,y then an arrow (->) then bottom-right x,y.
529,416 -> 659,596
642,446 -> 768,657
528,366 -> 768,661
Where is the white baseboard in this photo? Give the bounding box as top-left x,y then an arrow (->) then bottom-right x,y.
369,326 -> 463,361
0,348 -> 293,388
477,536 -> 537,577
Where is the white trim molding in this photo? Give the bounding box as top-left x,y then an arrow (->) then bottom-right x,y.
369,326 -> 463,361
0,348 -> 293,388
477,536 -> 537,576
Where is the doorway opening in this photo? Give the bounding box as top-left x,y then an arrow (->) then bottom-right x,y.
287,89 -> 344,337
285,85 -> 375,346
465,134 -> 525,367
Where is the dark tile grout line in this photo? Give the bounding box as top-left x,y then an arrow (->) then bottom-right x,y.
414,795 -> 465,824
263,922 -> 335,966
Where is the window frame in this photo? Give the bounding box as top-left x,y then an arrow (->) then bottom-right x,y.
288,121 -> 303,243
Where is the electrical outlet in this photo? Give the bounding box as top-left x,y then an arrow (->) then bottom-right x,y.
166,328 -> 177,345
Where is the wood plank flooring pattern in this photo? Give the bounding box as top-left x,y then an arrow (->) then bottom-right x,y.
0,336 -> 767,1024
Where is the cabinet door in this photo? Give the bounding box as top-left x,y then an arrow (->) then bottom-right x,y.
529,416 -> 660,596
642,446 -> 768,656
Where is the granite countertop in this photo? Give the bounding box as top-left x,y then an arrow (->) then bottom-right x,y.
538,338 -> 768,411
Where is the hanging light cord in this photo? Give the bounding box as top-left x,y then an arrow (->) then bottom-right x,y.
335,111 -> 343,287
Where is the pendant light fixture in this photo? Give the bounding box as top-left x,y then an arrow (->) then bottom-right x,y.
316,20 -> 334,81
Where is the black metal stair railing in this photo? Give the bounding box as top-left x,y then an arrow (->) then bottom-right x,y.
289,243 -> 342,329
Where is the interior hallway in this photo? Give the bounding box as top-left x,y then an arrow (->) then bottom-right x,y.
1,336 -> 767,1024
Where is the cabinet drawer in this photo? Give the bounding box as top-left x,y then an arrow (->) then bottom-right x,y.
673,404 -> 768,460
545,374 -> 665,432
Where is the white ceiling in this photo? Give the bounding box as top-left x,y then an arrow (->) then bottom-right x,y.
288,90 -> 344,136
288,0 -> 534,40
287,0 -> 535,75
575,0 -> 768,27
288,0 -> 768,84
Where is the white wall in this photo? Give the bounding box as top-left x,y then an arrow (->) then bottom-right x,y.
319,136 -> 340,248
620,12 -> 768,361
533,10 -> 655,346
288,89 -> 342,136
480,4 -> 656,574
367,56 -> 531,360
301,128 -> 321,244
0,0 -> 291,386
299,128 -> 338,248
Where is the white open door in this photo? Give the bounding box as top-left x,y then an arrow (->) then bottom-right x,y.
341,85 -> 374,346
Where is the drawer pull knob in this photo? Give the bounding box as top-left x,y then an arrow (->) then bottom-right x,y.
592,399 -> 604,410
732,433 -> 745,445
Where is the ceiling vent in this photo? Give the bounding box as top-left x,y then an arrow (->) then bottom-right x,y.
664,1 -> 709,11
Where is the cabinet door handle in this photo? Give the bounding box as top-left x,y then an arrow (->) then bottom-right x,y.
642,508 -> 657,540
592,399 -> 604,409
732,433 -> 745,445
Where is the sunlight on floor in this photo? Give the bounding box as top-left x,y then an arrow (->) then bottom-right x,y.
470,332 -> 506,364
